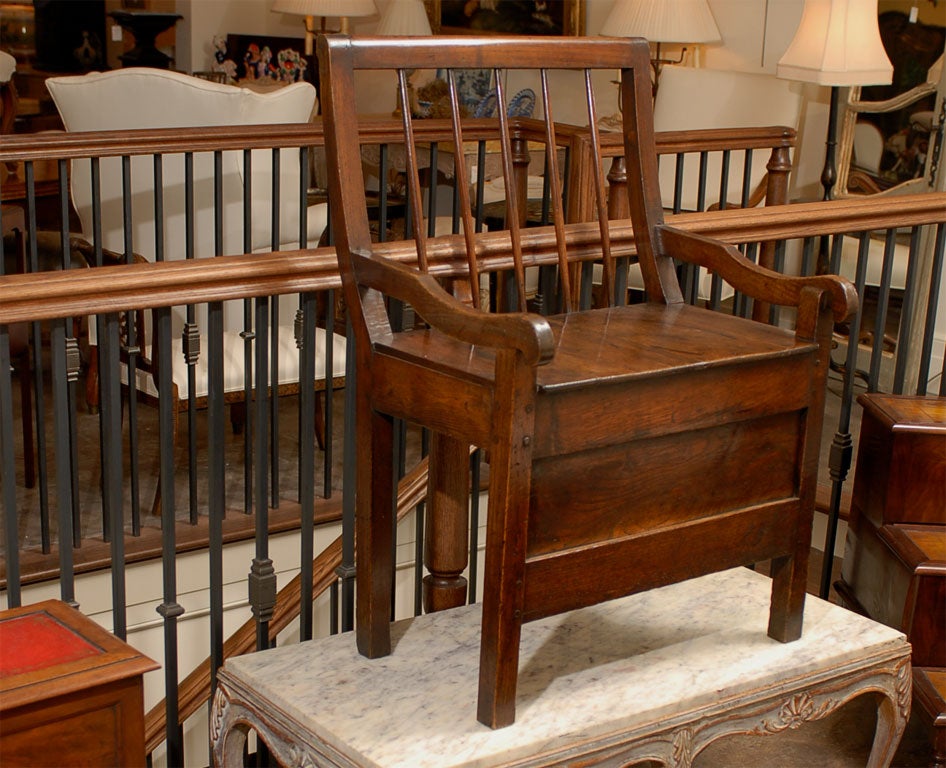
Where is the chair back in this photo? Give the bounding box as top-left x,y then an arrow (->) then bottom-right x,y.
319,34 -> 678,347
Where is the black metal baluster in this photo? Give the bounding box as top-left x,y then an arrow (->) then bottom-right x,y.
184,152 -> 200,525
155,300 -> 184,767
893,227 -> 923,394
251,295 -> 275,652
475,141 -> 487,233
323,288 -> 336,499
917,222 -> 946,396
740,149 -> 753,208
296,142 -> 317,641
298,288 -> 316,641
121,156 -> 142,528
867,229 -> 898,392
820,232 -> 870,599
101,306 -> 126,639
413,501 -> 425,616
57,161 -> 82,545
270,147 -> 281,511
50,269 -> 76,606
468,449 -> 481,605
338,327 -> 357,632
0,207 -> 20,607
207,298 -> 226,720
240,149 -> 254,516
800,236 -> 817,277
90,158 -> 110,549
24,162 -> 50,549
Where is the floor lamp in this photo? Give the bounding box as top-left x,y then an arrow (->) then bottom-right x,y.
777,0 -> 892,601
777,0 -> 893,203
600,0 -> 721,96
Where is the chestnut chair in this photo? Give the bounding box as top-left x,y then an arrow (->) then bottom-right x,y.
319,35 -> 857,729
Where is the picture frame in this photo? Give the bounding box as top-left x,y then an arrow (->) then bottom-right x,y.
424,0 -> 585,36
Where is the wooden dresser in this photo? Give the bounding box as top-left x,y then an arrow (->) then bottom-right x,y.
0,600 -> 158,767
837,393 -> 946,766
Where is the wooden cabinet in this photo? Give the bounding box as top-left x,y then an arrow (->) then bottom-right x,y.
0,600 -> 158,767
851,394 -> 946,528
839,394 -> 945,658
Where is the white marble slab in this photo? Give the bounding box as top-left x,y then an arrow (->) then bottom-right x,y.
214,567 -> 909,768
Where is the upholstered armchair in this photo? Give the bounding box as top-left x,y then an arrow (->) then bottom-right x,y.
46,68 -> 346,436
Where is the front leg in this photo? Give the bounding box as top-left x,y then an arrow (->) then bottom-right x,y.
356,404 -> 396,658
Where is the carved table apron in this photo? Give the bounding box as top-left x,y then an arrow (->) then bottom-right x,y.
212,568 -> 911,768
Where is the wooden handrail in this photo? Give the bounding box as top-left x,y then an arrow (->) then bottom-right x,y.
0,117 -> 793,164
3,193 -> 945,326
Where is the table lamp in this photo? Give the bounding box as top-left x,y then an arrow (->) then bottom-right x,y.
272,0 -> 378,55
376,0 -> 432,36
376,0 -> 433,117
777,0 -> 892,201
600,0 -> 721,94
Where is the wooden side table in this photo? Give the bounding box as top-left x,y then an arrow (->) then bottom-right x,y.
212,568 -> 911,768
0,600 -> 158,767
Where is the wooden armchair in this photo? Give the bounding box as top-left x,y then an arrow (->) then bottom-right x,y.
319,35 -> 857,729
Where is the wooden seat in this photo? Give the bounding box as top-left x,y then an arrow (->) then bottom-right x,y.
318,34 -> 858,729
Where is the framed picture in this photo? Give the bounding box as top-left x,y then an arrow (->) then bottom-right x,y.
222,34 -> 309,84
424,0 -> 585,36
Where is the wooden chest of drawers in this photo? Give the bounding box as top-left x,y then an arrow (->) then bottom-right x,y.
0,600 -> 158,767
839,394 -> 945,662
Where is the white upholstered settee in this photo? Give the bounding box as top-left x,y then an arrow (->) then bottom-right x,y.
46,68 -> 345,429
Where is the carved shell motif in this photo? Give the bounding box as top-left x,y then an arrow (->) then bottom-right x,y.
766,692 -> 832,733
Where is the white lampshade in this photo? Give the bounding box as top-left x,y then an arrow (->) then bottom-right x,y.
376,0 -> 432,36
601,0 -> 721,44
272,0 -> 377,17
777,0 -> 892,86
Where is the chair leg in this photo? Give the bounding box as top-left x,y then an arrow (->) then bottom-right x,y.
477,351 -> 536,729
767,540 -> 809,643
423,432 -> 469,613
355,402 -> 396,659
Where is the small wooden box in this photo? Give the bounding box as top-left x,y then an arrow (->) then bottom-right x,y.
0,600 -> 158,767
852,394 -> 946,527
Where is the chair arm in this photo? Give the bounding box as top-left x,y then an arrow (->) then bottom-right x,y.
354,251 -> 555,366
658,225 -> 857,323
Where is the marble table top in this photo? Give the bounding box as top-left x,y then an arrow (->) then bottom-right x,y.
216,567 -> 908,767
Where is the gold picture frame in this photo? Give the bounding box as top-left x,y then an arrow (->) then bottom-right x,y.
424,1 -> 585,37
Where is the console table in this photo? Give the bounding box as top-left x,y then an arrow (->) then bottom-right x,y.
212,568 -> 910,767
